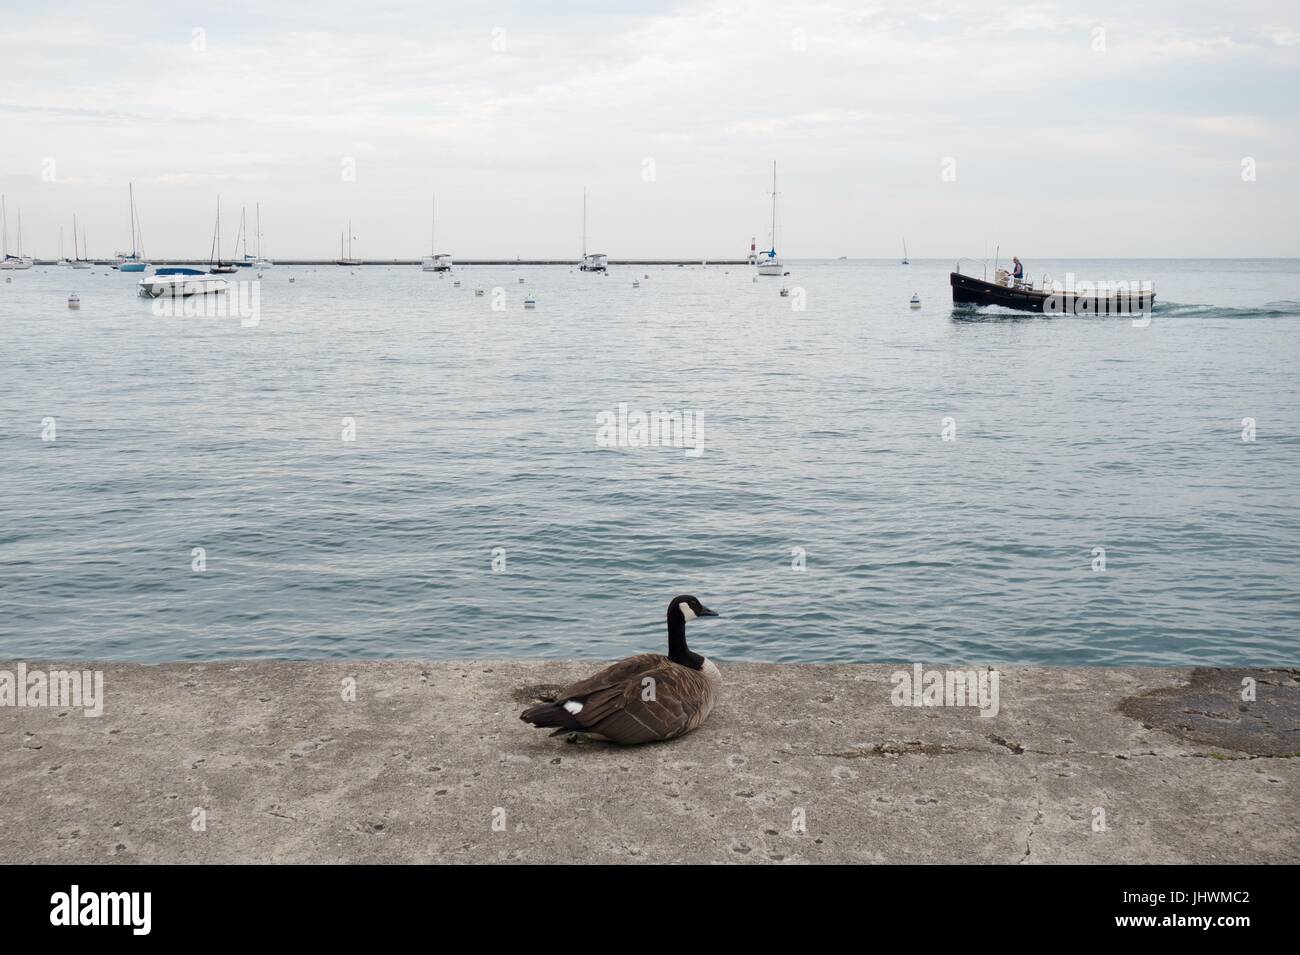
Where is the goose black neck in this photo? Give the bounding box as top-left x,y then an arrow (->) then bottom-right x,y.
667,613 -> 705,670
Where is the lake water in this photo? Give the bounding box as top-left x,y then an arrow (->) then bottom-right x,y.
1,258 -> 1297,665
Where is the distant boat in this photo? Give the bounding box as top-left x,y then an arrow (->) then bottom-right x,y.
579,188 -> 607,272
0,196 -> 34,270
336,221 -> 360,265
233,207 -> 255,267
422,196 -> 453,272
69,215 -> 91,269
756,162 -> 785,276
909,292 -> 921,309
252,203 -> 273,267
138,267 -> 229,298
209,199 -> 237,273
115,183 -> 149,272
901,239 -> 909,265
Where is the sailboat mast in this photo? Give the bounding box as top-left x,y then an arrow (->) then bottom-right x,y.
73,215 -> 79,260
770,161 -> 777,253
1,195 -> 7,257
256,204 -> 261,259
431,196 -> 436,256
129,183 -> 137,257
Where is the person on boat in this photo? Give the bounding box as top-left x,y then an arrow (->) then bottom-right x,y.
1011,256 -> 1024,284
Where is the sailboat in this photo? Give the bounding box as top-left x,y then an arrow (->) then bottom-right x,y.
579,188 -> 607,272
209,199 -> 237,273
336,221 -> 360,265
901,238 -> 910,265
756,162 -> 785,276
0,197 -> 35,270
232,207 -> 257,267
69,215 -> 91,269
253,203 -> 273,267
115,183 -> 149,272
421,196 -> 452,271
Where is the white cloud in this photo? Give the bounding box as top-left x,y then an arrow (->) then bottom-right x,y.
0,0 -> 1296,258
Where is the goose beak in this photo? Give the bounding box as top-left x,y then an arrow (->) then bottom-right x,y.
698,606 -> 719,617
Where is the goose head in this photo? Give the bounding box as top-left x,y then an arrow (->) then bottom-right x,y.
666,595 -> 718,670
669,595 -> 719,623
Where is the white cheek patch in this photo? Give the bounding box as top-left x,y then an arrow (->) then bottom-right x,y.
563,701 -> 583,714
678,602 -> 697,621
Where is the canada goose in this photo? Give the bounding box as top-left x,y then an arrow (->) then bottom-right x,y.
520,595 -> 721,745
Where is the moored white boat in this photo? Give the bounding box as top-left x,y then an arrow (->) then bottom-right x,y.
69,215 -> 91,268
578,189 -> 607,272
138,268 -> 229,298
421,197 -> 452,271
209,199 -> 237,272
114,184 -> 150,272
0,197 -> 34,270
756,161 -> 786,276
335,221 -> 360,265
252,204 -> 273,267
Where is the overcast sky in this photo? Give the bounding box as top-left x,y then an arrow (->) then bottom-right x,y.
1,0 -> 1297,259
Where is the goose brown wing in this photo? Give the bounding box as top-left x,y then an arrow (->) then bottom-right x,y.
553,654 -> 666,703
567,658 -> 714,744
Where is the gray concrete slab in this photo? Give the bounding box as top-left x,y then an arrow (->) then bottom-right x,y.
2,662 -> 1296,864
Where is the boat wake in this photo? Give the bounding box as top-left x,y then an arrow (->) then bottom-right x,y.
950,300 -> 1300,322
1151,300 -> 1300,320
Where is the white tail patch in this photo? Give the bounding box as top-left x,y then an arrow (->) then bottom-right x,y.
563,701 -> 583,714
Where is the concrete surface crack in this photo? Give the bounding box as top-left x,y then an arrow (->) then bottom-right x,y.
986,734 -> 1025,754
1019,794 -> 1044,864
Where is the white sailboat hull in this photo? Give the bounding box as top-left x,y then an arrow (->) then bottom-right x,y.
756,258 -> 784,276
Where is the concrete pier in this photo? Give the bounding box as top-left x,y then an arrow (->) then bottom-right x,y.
2,662 -> 1296,864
